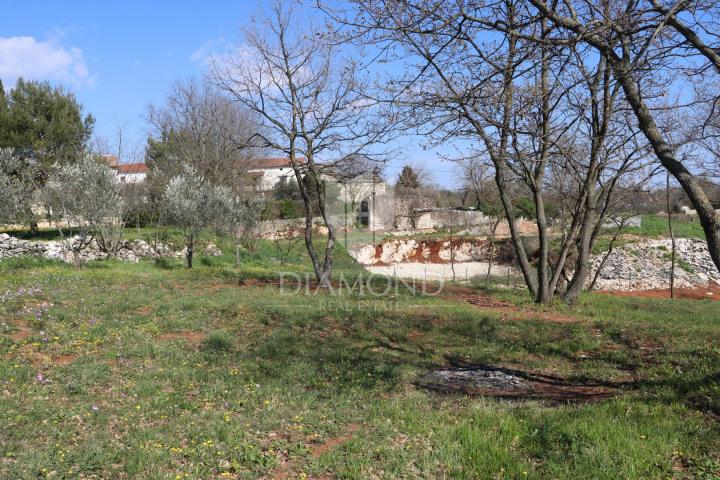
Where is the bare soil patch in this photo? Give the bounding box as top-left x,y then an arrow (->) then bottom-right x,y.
268,424 -> 361,480
597,284 -> 720,301
418,365 -> 618,403
9,328 -> 31,342
53,354 -> 77,365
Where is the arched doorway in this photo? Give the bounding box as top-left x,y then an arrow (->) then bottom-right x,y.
357,199 -> 370,227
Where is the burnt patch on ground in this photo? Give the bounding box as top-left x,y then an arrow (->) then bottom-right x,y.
418,364 -> 619,403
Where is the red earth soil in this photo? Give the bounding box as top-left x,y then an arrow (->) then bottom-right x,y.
598,284 -> 720,301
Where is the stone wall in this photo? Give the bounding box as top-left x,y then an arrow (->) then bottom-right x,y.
256,215 -> 344,239
393,208 -> 491,231
0,233 -> 220,263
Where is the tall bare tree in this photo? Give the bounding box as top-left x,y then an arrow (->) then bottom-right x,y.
147,77 -> 261,195
526,0 -> 720,276
323,0 -> 652,303
212,0 -> 394,286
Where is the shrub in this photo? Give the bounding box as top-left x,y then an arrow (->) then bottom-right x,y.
202,332 -> 233,352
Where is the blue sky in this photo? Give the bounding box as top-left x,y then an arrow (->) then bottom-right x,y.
0,1 -> 460,186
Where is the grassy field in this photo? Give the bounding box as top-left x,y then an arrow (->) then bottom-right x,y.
623,214 -> 706,239
1,233 -> 719,479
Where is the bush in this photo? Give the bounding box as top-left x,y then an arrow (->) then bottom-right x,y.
513,196 -> 536,219
279,199 -> 299,219
262,199 -> 301,220
201,332 -> 233,352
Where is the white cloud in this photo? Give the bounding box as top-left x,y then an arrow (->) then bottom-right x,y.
0,36 -> 94,88
190,37 -> 229,66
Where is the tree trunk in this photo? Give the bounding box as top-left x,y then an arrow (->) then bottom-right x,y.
613,60 -> 720,275
564,188 -> 598,304
533,188 -> 551,303
29,216 -> 39,237
494,168 -> 538,297
667,172 -> 676,298
186,235 -> 194,269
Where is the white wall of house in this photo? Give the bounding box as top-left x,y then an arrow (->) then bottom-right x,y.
117,172 -> 147,184
250,167 -> 297,191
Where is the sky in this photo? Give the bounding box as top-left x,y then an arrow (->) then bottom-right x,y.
0,1 -> 461,187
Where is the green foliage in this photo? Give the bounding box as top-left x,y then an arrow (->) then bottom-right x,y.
163,165 -> 234,267
513,196 -> 536,219
279,199 -> 299,219
202,331 -> 234,352
0,78 -> 94,174
624,214 -> 706,239
477,199 -> 504,217
153,256 -> 178,270
273,177 -> 301,202
396,165 -> 421,189
144,132 -> 186,202
39,154 -> 125,256
0,149 -> 37,225
0,256 -> 66,272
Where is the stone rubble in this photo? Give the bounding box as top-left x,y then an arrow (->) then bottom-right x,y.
0,233 -> 222,264
589,238 -> 720,291
419,368 -> 527,391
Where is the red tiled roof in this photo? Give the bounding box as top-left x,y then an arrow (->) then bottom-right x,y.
248,157 -> 307,169
102,154 -> 118,167
114,163 -> 149,174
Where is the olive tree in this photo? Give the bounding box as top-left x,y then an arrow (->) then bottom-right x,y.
40,155 -> 125,266
163,165 -> 233,268
0,149 -> 36,226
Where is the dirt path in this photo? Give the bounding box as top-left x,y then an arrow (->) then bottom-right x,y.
441,286 -> 581,324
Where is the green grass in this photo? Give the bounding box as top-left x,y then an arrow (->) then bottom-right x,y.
1,230 -> 719,478
622,214 -> 705,239
590,214 -> 706,254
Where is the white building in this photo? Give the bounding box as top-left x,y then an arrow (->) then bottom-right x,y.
249,157 -> 388,229
102,155 -> 148,184
247,157 -> 306,192
335,171 -> 387,228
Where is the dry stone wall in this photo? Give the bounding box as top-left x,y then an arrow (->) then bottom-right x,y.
0,233 -> 222,263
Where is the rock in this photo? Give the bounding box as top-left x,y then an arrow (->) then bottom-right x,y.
205,243 -> 222,257
588,238 -> 720,291
349,238 -> 499,266
0,234 -> 180,264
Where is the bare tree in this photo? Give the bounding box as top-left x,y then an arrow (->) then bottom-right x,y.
459,156 -> 493,209
323,0 -> 655,303
527,0 -> 720,277
212,0 -> 394,286
147,77 -> 261,195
